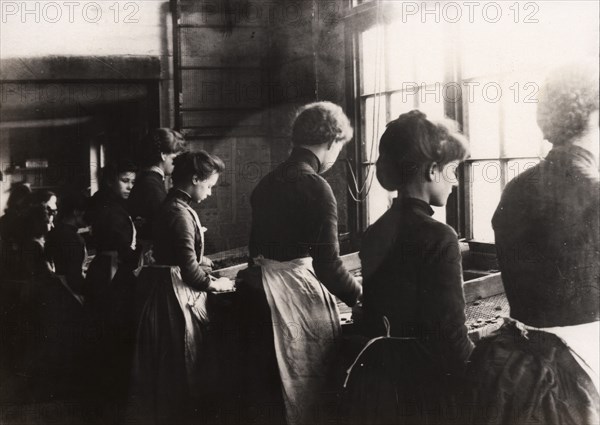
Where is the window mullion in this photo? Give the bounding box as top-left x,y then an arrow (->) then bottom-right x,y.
463,161 -> 474,240
500,160 -> 509,189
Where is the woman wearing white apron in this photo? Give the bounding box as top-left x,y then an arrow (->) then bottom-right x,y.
241,102 -> 362,425
130,151 -> 234,424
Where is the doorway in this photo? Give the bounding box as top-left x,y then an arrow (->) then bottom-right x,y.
0,81 -> 159,212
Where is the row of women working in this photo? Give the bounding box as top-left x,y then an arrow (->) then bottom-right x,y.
0,128 -> 236,401
129,61 -> 597,425
0,59 -> 598,425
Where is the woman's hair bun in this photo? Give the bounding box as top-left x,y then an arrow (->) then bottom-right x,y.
376,110 -> 469,191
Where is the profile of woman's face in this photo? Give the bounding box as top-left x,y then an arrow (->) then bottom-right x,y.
429,161 -> 459,207
116,172 -> 136,199
192,172 -> 219,203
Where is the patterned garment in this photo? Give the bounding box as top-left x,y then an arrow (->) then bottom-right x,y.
464,319 -> 600,425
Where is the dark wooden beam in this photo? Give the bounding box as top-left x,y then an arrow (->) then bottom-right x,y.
0,56 -> 163,81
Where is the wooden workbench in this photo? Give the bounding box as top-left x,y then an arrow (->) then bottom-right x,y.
212,252 -> 509,340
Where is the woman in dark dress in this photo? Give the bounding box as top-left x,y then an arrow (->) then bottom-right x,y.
129,151 -> 233,424
152,151 -> 232,293
343,110 -> 473,424
128,128 -> 187,255
243,101 -> 362,424
19,202 -> 55,279
86,160 -> 139,298
0,186 -> 57,389
464,61 -> 599,425
0,183 -> 32,379
10,201 -> 86,402
0,188 -> 56,279
84,159 -> 139,404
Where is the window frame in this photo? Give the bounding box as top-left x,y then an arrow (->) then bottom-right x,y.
344,2 -> 465,242
460,74 -> 545,241
344,2 -> 547,245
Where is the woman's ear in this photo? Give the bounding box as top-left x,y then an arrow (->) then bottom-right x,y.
425,162 -> 437,182
160,152 -> 167,162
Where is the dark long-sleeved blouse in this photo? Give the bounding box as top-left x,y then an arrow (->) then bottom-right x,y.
249,147 -> 361,307
152,189 -> 211,290
128,169 -> 167,240
360,197 -> 473,372
492,145 -> 599,327
86,189 -> 137,265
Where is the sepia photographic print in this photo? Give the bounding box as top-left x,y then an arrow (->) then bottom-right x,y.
0,1 -> 598,424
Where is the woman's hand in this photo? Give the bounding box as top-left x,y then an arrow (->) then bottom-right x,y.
207,276 -> 235,293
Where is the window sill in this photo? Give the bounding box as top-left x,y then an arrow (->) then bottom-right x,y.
460,239 -> 499,272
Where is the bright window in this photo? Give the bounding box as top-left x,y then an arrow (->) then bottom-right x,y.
459,1 -> 598,240
350,1 -> 599,241
358,17 -> 455,226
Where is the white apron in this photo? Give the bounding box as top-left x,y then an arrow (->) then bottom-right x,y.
171,265 -> 209,398
255,256 -> 341,425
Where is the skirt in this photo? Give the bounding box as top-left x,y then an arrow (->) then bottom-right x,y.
339,333 -> 462,425
463,319 -> 600,425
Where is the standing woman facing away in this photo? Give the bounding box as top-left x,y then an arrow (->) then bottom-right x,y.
465,61 -> 599,425
344,110 -> 473,424
243,101 -> 362,425
129,129 -> 187,256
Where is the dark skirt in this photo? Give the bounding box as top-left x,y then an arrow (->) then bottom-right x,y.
235,266 -> 288,424
127,266 -> 189,425
463,320 -> 600,425
25,275 -> 87,401
338,335 -> 462,425
128,266 -> 223,425
1,274 -> 86,403
84,255 -> 137,407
